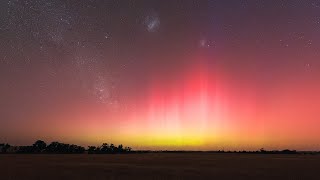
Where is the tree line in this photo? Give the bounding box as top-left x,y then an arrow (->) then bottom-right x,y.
1,141 -> 316,155
0,140 -> 132,154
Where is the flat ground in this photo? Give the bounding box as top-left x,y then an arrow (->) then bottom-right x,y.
0,153 -> 320,180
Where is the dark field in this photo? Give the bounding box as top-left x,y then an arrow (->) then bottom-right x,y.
1,153 -> 320,180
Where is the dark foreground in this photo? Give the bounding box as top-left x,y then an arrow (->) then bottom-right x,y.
1,153 -> 320,180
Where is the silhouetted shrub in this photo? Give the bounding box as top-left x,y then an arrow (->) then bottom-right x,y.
88,143 -> 132,154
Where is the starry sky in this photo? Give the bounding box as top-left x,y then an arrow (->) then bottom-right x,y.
1,0 -> 320,150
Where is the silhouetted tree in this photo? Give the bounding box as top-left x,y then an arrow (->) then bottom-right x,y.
0,144 -> 4,153
88,146 -> 97,154
46,142 -> 60,153
33,140 -> 47,153
118,144 -> 123,153
110,144 -> 115,153
0,143 -> 11,153
125,146 -> 132,153
100,143 -> 110,153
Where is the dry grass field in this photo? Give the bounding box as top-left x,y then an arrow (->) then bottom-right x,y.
1,153 -> 320,180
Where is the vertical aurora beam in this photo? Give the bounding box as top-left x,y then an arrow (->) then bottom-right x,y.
126,56 -> 224,147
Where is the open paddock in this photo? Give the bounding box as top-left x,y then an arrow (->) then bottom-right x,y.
1,153 -> 319,179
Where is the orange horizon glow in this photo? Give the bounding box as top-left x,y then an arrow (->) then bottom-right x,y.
3,56 -> 320,151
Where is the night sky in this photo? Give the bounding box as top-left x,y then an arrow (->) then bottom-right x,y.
1,0 -> 320,150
